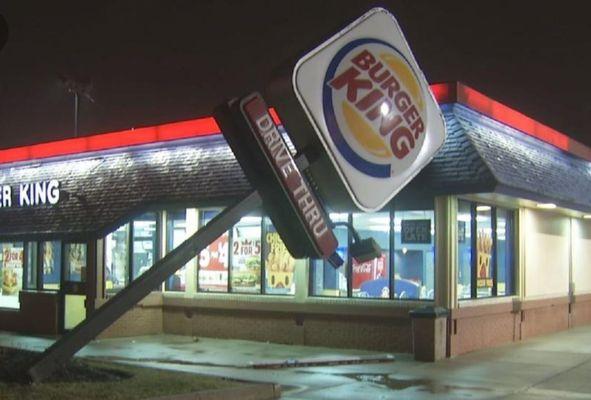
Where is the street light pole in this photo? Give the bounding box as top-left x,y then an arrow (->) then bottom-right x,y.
59,75 -> 94,137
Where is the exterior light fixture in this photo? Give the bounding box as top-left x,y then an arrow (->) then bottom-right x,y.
476,205 -> 491,212
536,203 -> 557,209
583,215 -> 591,219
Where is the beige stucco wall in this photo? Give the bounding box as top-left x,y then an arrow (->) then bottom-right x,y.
572,219 -> 591,294
523,209 -> 570,298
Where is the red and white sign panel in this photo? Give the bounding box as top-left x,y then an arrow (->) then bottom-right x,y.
240,94 -> 338,258
292,8 -> 446,211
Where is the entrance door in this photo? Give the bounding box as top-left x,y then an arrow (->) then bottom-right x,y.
60,243 -> 88,331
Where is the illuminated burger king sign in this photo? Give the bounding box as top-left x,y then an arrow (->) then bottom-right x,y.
290,8 -> 446,211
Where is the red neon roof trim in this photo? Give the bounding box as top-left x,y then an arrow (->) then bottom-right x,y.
0,116 -> 221,165
0,85 -> 590,165
434,82 -> 591,161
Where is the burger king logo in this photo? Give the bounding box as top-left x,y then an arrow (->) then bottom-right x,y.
323,38 -> 426,178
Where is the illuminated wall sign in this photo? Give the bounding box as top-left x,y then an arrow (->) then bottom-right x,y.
0,180 -> 60,208
269,7 -> 446,212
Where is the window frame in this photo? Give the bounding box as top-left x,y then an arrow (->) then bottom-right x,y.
460,200 -> 516,301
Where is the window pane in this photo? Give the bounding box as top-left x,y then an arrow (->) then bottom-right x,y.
352,212 -> 390,298
64,243 -> 87,282
25,242 -> 38,290
496,208 -> 514,296
0,242 -> 24,308
105,224 -> 129,293
132,213 -> 157,279
311,213 -> 348,297
476,205 -> 493,298
394,210 -> 435,299
264,218 -> 295,295
198,210 -> 229,292
165,210 -> 187,292
457,201 -> 472,299
230,216 -> 262,293
42,241 -> 61,290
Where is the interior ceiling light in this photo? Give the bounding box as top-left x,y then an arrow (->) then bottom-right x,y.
476,205 -> 491,212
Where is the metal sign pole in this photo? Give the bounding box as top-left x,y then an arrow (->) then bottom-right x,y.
28,190 -> 262,383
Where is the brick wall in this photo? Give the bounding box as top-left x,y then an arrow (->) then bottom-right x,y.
161,297 -> 414,353
96,292 -> 163,339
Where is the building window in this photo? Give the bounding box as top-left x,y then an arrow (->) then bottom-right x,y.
42,241 -> 61,290
352,212 -> 390,298
132,213 -> 158,279
198,210 -> 229,292
165,210 -> 188,292
394,209 -> 435,300
310,213 -> 349,297
105,224 -> 129,293
457,200 -> 516,299
496,208 -> 515,296
230,216 -> 262,293
24,242 -> 38,290
264,217 -> 295,295
64,243 -> 87,282
457,200 -> 472,299
0,242 -> 24,309
309,206 -> 435,301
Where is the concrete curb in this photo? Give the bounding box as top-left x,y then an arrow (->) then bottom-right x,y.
146,383 -> 281,400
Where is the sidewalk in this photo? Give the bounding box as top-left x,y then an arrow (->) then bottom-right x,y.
2,325 -> 591,399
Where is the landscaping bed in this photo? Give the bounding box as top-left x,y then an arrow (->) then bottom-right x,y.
0,347 -> 240,400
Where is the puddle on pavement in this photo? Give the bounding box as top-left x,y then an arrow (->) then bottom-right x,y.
344,374 -> 492,394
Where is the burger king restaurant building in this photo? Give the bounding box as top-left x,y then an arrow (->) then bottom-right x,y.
1,82 -> 591,360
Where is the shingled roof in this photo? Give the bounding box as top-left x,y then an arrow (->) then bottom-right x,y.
0,137 -> 251,241
410,103 -> 591,212
1,94 -> 590,241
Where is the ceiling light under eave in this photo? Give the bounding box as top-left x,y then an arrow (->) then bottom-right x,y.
536,203 -> 557,209
583,215 -> 591,219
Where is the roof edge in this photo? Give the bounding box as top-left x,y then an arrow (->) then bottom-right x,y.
0,83 -> 589,165
431,82 -> 591,162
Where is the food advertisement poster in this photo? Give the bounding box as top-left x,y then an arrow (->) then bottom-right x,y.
1,243 -> 23,296
199,232 -> 229,291
264,230 -> 295,294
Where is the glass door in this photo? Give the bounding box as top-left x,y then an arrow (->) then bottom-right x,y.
61,243 -> 87,331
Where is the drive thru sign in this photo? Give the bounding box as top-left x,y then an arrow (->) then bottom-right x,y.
270,8 -> 446,211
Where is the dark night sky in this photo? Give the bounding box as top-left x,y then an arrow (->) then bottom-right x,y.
0,1 -> 590,149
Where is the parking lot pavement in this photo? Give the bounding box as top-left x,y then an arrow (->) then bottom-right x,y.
2,325 -> 591,399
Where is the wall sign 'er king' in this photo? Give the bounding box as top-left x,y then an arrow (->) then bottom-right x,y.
288,7 -> 446,212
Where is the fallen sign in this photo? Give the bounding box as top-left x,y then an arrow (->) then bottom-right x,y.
215,93 -> 339,262
268,7 -> 447,212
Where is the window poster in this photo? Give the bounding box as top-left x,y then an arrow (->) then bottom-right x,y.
1,242 -> 23,297
264,229 -> 295,295
231,219 -> 261,293
476,229 -> 493,288
43,241 -> 61,287
66,243 -> 87,282
198,232 -> 229,291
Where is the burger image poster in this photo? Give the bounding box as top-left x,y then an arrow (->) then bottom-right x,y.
1,243 -> 23,296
